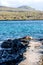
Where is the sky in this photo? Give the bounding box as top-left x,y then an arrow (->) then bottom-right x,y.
0,0 -> 43,10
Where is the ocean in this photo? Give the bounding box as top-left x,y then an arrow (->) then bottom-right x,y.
0,20 -> 43,41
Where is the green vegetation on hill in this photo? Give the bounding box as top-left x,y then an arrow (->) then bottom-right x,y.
0,6 -> 43,20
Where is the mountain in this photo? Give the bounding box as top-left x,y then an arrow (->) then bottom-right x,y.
18,6 -> 35,10
0,6 -> 35,12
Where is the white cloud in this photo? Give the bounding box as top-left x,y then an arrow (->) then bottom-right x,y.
0,0 -> 43,10
0,0 -> 43,6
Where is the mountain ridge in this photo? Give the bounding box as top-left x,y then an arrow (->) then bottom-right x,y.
0,5 -> 35,12
18,5 -> 35,10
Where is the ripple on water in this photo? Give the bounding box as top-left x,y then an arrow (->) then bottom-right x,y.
0,20 -> 43,40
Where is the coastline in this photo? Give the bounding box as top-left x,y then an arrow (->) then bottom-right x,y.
0,36 -> 43,65
0,19 -> 43,21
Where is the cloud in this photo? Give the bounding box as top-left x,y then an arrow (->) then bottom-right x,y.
0,0 -> 43,10
0,0 -> 43,6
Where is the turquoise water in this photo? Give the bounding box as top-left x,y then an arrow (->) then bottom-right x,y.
0,20 -> 43,41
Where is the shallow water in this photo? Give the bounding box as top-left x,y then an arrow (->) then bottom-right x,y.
0,20 -> 43,41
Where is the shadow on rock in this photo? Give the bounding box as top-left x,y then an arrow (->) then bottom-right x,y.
0,36 -> 31,65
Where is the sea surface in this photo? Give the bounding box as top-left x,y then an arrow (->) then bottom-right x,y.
0,20 -> 43,41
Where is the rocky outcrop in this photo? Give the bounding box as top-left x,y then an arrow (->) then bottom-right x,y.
1,39 -> 12,48
0,36 -> 31,65
19,36 -> 33,40
0,36 -> 42,65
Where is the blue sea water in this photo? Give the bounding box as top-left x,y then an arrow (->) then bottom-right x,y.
0,20 -> 43,41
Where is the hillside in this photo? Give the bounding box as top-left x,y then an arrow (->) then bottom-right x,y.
18,6 -> 35,11
0,6 -> 43,20
0,6 -> 35,12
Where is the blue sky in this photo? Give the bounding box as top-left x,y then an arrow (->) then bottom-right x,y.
0,0 -> 43,10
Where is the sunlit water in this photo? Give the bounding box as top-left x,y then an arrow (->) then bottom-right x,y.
0,20 -> 43,41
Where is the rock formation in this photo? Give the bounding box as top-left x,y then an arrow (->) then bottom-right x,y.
0,36 -> 43,65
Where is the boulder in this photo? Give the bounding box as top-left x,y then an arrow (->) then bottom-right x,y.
39,38 -> 43,41
1,39 -> 12,48
18,36 -> 32,46
21,36 -> 33,40
12,39 -> 25,52
2,51 -> 8,58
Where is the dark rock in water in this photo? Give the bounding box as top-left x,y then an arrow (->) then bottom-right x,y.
39,38 -> 43,41
42,43 -> 43,45
0,36 -> 31,65
18,36 -> 31,46
0,50 -> 3,58
12,39 -> 21,52
12,39 -> 26,53
7,49 -> 13,54
1,39 -> 12,48
2,51 -> 8,58
39,51 -> 43,54
20,40 -> 28,43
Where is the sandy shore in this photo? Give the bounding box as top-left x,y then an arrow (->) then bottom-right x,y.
19,40 -> 43,65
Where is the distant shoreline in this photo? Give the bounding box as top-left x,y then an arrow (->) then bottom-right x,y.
0,6 -> 43,21
0,19 -> 43,21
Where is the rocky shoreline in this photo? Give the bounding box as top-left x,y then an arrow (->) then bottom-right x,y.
0,36 -> 43,65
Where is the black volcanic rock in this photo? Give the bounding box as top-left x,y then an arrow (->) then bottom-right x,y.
1,39 -> 12,48
0,36 -> 30,64
39,38 -> 43,41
